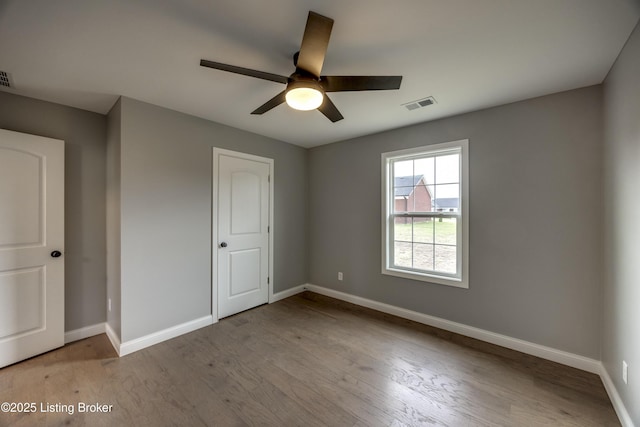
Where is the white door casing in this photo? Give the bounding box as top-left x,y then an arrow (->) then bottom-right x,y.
0,129 -> 64,368
213,148 -> 273,319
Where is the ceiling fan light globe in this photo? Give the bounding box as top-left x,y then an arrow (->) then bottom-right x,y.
285,87 -> 324,111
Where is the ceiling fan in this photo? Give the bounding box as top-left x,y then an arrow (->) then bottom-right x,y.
200,11 -> 402,122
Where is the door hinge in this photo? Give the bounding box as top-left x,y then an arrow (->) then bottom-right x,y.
267,277 -> 270,284
268,226 -> 270,233
268,175 -> 270,183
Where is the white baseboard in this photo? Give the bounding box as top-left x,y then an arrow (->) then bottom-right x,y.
271,284 -> 306,303
600,363 -> 635,427
118,315 -> 214,357
300,284 -> 601,374
105,322 -> 121,356
64,323 -> 106,344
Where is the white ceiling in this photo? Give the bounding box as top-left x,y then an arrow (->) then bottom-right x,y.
1,0 -> 639,148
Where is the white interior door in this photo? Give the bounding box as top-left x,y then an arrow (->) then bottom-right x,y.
0,129 -> 64,368
214,148 -> 272,319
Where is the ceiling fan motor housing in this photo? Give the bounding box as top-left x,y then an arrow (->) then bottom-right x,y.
287,72 -> 323,93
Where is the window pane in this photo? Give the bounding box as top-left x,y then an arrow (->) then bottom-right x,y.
412,178 -> 430,212
426,185 -> 436,212
413,218 -> 434,243
414,243 -> 434,271
394,188 -> 414,212
394,163 -> 415,212
433,184 -> 459,212
394,241 -> 412,268
435,153 -> 459,184
414,157 -> 434,185
393,160 -> 413,180
434,245 -> 457,274
393,217 -> 412,241
435,218 -> 457,245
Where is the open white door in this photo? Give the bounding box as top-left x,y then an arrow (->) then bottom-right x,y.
213,148 -> 272,319
0,129 -> 64,368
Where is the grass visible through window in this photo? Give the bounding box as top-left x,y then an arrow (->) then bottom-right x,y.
393,218 -> 457,273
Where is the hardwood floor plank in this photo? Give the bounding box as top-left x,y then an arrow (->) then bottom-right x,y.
237,304 -> 502,425
287,292 -> 618,426
267,299 -> 508,425
0,291 -> 620,426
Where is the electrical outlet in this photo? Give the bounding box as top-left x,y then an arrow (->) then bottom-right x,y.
623,361 -> 628,384
108,298 -> 112,312
338,272 -> 343,281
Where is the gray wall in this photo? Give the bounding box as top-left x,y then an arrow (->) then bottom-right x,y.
603,21 -> 640,424
309,86 -> 603,358
106,99 -> 122,338
115,97 -> 307,342
0,91 -> 107,332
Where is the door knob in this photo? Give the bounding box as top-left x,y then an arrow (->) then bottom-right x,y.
51,250 -> 62,258
219,242 -> 228,248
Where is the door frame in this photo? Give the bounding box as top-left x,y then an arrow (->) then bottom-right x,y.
212,147 -> 274,321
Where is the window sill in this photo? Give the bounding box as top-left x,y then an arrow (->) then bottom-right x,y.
382,267 -> 468,289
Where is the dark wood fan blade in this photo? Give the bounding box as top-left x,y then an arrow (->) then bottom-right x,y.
251,90 -> 287,115
317,95 -> 344,122
321,76 -> 403,92
296,12 -> 334,78
200,59 -> 288,84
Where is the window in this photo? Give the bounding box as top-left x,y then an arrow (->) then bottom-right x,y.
381,140 -> 469,288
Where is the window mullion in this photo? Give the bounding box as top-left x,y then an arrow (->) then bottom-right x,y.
411,217 -> 414,269
411,160 -> 414,268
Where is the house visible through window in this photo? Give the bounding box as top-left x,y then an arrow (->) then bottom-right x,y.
381,140 -> 469,288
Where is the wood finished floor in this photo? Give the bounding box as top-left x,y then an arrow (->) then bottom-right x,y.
0,292 -> 619,426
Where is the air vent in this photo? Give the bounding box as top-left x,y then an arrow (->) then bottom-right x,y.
0,71 -> 14,88
403,96 -> 436,111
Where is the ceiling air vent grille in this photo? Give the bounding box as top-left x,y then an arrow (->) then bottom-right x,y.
0,71 -> 13,88
403,96 -> 436,111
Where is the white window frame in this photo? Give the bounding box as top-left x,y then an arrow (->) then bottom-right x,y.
381,139 -> 469,288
